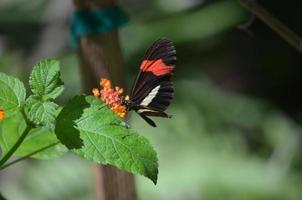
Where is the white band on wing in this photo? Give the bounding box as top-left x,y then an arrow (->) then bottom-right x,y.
137,109 -> 157,114
140,85 -> 160,106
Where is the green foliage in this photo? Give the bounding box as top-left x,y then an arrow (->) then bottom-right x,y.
0,58 -> 158,183
29,59 -> 64,101
25,59 -> 63,128
15,126 -> 66,160
24,96 -> 58,129
7,155 -> 95,200
0,113 -> 66,160
55,95 -> 87,149
56,95 -> 159,184
0,0 -> 45,24
0,72 -> 26,117
133,80 -> 302,200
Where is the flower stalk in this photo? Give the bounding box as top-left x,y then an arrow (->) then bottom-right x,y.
0,141 -> 60,170
0,124 -> 33,168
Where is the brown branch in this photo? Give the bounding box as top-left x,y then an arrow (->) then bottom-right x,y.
239,0 -> 302,54
73,0 -> 136,200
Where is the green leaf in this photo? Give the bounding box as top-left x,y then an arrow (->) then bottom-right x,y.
55,95 -> 87,149
29,59 -> 64,100
0,112 -> 66,160
24,96 -> 58,129
26,59 -> 63,128
75,126 -> 158,184
15,127 -> 66,160
0,72 -> 26,117
55,95 -> 158,184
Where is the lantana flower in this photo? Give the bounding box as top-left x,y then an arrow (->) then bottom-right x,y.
92,78 -> 127,118
0,108 -> 5,121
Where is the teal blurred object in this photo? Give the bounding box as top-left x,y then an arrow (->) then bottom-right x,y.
70,5 -> 128,47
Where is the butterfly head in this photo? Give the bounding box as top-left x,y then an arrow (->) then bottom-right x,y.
92,38 -> 175,126
120,95 -> 132,110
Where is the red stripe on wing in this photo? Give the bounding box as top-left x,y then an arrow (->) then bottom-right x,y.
140,59 -> 174,76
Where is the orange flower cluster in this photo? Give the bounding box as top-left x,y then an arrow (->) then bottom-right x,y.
0,108 -> 4,121
92,78 -> 127,118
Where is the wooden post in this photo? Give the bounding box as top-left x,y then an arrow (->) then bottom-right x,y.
73,0 -> 137,200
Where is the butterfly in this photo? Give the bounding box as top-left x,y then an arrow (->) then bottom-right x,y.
121,38 -> 176,127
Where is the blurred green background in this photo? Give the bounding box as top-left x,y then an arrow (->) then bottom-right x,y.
0,0 -> 302,199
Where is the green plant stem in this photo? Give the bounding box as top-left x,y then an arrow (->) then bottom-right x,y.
0,124 -> 33,168
239,0 -> 302,54
0,141 -> 60,170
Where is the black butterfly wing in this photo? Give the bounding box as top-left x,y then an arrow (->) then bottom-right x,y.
129,38 -> 176,126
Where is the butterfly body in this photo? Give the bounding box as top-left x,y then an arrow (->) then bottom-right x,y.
121,38 -> 176,127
